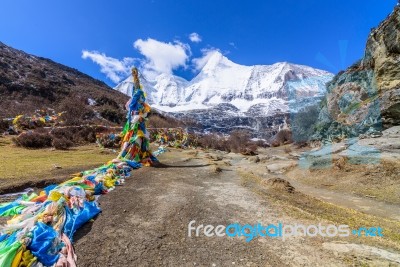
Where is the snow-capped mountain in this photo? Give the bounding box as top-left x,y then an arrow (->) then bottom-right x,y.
114,51 -> 333,137
115,51 -> 332,113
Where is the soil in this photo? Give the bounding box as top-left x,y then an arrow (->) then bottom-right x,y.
72,149 -> 400,266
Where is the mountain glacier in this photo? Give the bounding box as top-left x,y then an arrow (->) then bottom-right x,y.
114,51 -> 334,137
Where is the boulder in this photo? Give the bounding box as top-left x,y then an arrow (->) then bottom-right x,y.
266,161 -> 297,174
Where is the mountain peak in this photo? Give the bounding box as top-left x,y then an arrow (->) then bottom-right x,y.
201,51 -> 236,73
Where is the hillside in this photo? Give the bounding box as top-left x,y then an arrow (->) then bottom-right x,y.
0,42 -> 129,124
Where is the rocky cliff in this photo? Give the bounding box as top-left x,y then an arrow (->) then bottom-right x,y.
314,7 -> 400,140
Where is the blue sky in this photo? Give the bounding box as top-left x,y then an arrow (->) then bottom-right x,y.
0,0 -> 396,86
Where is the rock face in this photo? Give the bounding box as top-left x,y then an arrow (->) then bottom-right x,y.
301,126 -> 400,169
366,7 -> 400,127
165,103 -> 289,138
315,7 -> 400,139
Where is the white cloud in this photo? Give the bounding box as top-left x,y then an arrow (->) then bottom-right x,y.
189,32 -> 202,43
229,42 -> 238,49
82,50 -> 135,83
192,48 -> 221,71
133,38 -> 190,79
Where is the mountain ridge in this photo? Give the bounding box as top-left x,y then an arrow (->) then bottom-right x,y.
114,51 -> 333,138
115,51 -> 333,114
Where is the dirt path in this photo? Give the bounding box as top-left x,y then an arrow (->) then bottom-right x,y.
73,150 -> 400,266
281,174 -> 400,222
232,149 -> 400,222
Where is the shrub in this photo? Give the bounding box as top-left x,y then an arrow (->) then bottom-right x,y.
52,137 -> 73,150
13,131 -> 53,148
97,133 -> 121,148
241,144 -> 258,155
148,113 -> 183,129
12,125 -> 107,149
272,129 -> 293,147
291,104 -> 320,143
197,130 -> 255,154
59,96 -> 94,126
95,96 -> 119,108
51,126 -> 98,144
0,119 -> 11,133
253,139 -> 270,148
76,126 -> 97,143
51,127 -> 74,141
228,130 -> 252,153
197,133 -> 224,150
99,106 -> 124,124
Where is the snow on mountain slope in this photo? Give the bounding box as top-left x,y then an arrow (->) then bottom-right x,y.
114,51 -> 333,115
114,75 -> 158,104
153,74 -> 189,106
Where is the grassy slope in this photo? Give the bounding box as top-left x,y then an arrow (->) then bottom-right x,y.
239,170 -> 400,253
0,136 -> 118,190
